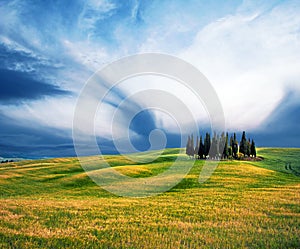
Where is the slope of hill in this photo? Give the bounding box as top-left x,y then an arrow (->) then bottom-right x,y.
0,148 -> 299,248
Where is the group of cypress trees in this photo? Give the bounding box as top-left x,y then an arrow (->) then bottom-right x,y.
186,131 -> 256,160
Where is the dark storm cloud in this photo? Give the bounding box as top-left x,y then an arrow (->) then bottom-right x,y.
0,113 -> 75,158
251,92 -> 300,147
0,68 -> 69,103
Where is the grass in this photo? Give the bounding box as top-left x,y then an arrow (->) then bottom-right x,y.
0,148 -> 299,248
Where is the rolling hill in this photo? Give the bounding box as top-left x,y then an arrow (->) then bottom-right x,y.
0,148 -> 299,248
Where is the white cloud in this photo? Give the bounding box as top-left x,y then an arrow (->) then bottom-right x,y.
62,39 -> 112,71
180,0 -> 300,130
1,96 -> 76,130
116,75 -> 209,129
78,0 -> 116,36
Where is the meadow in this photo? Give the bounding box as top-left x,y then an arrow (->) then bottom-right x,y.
0,148 -> 299,248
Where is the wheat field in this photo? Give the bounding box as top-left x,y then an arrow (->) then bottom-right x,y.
0,148 -> 299,248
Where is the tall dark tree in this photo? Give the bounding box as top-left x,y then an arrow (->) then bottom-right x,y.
246,138 -> 251,157
232,133 -> 238,158
229,135 -> 234,157
190,134 -> 195,157
186,135 -> 194,158
222,132 -> 229,159
209,132 -> 219,159
204,132 -> 211,159
219,132 -> 225,159
250,139 -> 256,157
195,136 -> 199,159
228,146 -> 232,158
216,133 -> 220,159
198,136 -> 205,159
186,135 -> 191,157
239,131 -> 248,156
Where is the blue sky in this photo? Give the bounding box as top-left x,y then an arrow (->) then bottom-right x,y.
0,0 -> 300,158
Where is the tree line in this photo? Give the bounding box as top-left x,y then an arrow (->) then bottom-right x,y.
186,131 -> 256,160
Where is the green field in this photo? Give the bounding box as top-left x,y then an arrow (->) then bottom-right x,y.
0,148 -> 299,248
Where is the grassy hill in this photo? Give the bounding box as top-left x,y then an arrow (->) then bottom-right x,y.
0,148 -> 299,248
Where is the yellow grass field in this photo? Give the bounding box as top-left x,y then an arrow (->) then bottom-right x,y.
0,148 -> 299,248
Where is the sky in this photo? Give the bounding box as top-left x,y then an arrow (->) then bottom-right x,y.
0,0 -> 300,158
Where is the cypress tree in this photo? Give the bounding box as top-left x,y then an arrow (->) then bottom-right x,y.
232,133 -> 238,158
216,133 -> 221,159
190,134 -> 195,157
239,131 -> 247,156
219,132 -> 225,159
229,135 -> 234,157
186,135 -> 191,157
195,136 -> 199,159
210,132 -> 220,159
228,146 -> 232,158
250,139 -> 256,157
198,136 -> 205,159
204,132 -> 211,159
246,138 -> 251,157
223,132 -> 229,159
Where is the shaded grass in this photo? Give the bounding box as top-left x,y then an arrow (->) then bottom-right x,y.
0,148 -> 299,248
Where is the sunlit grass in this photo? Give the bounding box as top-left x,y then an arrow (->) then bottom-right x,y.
0,148 -> 299,248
